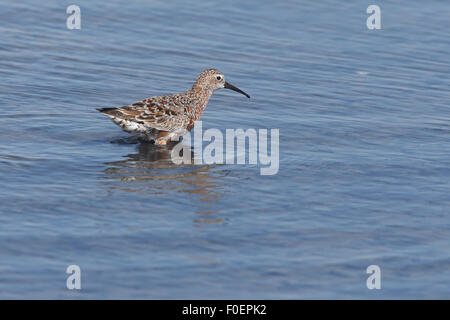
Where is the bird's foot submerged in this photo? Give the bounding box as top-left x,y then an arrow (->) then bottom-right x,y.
155,137 -> 168,146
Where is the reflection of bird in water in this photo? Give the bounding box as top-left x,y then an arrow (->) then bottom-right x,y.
103,142 -> 223,225
106,138 -> 192,170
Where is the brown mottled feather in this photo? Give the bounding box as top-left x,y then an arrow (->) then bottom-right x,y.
97,68 -> 249,144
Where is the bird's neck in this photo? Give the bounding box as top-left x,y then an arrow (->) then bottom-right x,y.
187,84 -> 213,120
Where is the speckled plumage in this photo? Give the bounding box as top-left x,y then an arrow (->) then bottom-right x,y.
97,69 -> 250,145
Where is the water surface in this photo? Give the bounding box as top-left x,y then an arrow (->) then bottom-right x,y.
0,0 -> 449,298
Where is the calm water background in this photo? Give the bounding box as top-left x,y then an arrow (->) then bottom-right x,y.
0,0 -> 449,299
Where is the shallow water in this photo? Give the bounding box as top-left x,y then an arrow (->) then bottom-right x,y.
0,0 -> 450,298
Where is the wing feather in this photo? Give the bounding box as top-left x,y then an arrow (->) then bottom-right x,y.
98,95 -> 191,133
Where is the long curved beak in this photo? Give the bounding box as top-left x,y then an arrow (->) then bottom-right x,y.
224,81 -> 250,98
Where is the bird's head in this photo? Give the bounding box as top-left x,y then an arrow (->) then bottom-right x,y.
193,69 -> 250,98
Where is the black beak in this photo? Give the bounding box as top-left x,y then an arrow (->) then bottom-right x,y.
224,81 -> 250,98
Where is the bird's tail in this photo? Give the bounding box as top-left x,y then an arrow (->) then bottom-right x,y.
96,107 -> 116,113
97,107 -> 122,118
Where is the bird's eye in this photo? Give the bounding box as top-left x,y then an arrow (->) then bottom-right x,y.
216,75 -> 222,80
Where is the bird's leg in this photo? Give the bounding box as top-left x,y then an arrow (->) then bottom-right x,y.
155,137 -> 168,145
155,129 -> 186,146
155,132 -> 175,146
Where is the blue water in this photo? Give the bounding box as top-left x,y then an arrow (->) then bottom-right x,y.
1,0 -> 449,299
